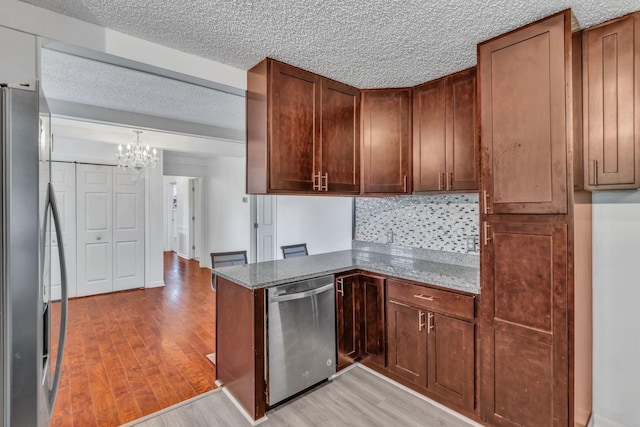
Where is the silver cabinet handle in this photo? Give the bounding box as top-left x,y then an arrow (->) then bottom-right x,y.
270,283 -> 334,303
403,175 -> 407,192
46,183 -> 68,413
427,313 -> 434,334
413,294 -> 434,302
321,173 -> 328,191
312,172 -> 321,191
336,278 -> 344,295
418,310 -> 426,332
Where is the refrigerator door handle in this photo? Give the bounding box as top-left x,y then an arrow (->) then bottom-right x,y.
46,183 -> 68,412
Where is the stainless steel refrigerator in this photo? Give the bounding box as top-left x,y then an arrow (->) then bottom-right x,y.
1,82 -> 68,426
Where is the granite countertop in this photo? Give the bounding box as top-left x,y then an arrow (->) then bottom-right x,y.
212,249 -> 480,294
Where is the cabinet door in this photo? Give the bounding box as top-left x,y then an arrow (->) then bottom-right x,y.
336,275 -> 360,370
413,79 -> 446,191
387,300 -> 427,386
360,275 -> 385,366
321,79 -> 360,194
362,89 -> 411,194
269,61 -> 320,192
446,69 -> 478,191
480,220 -> 568,426
428,313 -> 474,410
479,11 -> 569,214
583,13 -> 640,189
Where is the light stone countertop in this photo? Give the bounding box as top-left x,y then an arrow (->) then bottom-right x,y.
212,249 -> 480,294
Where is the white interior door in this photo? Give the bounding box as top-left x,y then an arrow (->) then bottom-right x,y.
113,169 -> 145,291
50,162 -> 77,299
257,195 -> 277,261
76,164 -> 113,296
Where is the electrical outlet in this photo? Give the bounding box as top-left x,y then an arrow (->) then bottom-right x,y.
466,235 -> 477,253
386,230 -> 394,243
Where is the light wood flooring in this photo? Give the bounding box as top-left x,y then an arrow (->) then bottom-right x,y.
50,252 -> 217,427
126,366 -> 481,427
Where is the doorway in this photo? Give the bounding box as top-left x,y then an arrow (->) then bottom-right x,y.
163,175 -> 202,261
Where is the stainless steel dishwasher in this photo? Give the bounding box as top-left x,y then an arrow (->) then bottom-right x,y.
267,275 -> 336,406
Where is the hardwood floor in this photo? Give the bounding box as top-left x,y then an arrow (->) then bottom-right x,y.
50,252 -> 217,427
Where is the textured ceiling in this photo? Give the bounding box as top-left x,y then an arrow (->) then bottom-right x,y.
21,0 -> 640,88
41,48 -> 245,131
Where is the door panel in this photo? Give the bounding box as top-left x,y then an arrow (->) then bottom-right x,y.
584,14 -> 639,188
76,164 -> 113,296
50,162 -> 76,299
413,79 -> 446,191
256,195 -> 276,262
362,89 -> 411,194
428,313 -> 474,410
360,275 -> 385,366
336,275 -> 359,370
113,169 -> 144,291
481,220 -> 568,426
269,61 -> 319,192
446,69 -> 478,191
387,300 -> 427,386
321,79 -> 360,194
479,11 -> 569,214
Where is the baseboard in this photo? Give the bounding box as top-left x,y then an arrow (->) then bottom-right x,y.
221,387 -> 268,426
145,281 -> 165,288
591,412 -> 631,427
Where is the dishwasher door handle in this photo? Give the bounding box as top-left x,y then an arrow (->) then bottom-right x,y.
270,283 -> 334,303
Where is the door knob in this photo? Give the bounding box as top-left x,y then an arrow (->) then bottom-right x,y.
96,236 -> 102,241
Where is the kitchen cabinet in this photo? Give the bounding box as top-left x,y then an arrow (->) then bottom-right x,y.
0,26 -> 37,86
335,273 -> 385,370
583,12 -> 640,190
479,12 -> 569,214
361,89 -> 412,194
387,300 -> 427,385
386,279 -> 475,410
413,68 -> 478,192
480,220 -> 569,427
246,58 -> 360,195
336,274 -> 359,369
478,9 -> 593,427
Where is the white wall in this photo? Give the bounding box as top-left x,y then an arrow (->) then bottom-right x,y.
1,2 -> 245,90
164,152 -> 251,268
207,156 -> 251,259
592,191 -> 640,427
275,196 -> 353,259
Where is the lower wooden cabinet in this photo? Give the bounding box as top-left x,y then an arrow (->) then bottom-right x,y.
428,313 -> 475,410
336,273 -> 385,370
386,279 -> 476,411
336,274 -> 359,369
386,300 -> 427,385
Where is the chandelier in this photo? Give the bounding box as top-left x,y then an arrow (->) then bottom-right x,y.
116,130 -> 159,182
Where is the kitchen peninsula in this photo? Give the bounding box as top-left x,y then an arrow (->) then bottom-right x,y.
213,249 -> 479,422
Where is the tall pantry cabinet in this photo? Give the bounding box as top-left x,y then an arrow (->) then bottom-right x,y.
478,10 -> 592,427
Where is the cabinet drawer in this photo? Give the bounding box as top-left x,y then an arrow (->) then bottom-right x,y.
386,279 -> 474,320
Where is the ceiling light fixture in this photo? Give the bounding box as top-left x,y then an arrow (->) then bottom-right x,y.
116,130 -> 159,182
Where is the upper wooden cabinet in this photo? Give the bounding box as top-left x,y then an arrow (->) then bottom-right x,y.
413,68 -> 478,192
478,12 -> 570,214
246,59 -> 360,195
583,13 -> 640,190
361,89 -> 412,194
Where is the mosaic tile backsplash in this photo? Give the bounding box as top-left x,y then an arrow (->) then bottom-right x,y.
354,194 -> 479,254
